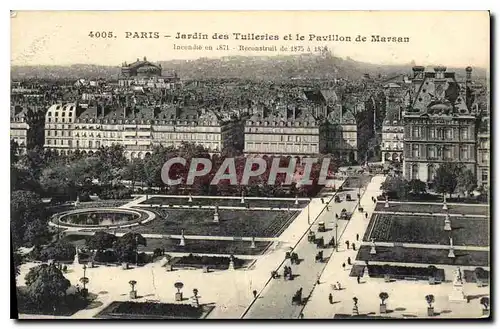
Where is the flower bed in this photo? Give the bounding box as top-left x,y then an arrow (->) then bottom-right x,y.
171,253 -> 246,270
95,301 -> 213,319
366,264 -> 445,281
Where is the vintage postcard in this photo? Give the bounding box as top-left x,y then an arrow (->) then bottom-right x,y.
10,11 -> 490,320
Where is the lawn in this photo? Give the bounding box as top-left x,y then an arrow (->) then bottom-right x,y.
140,238 -> 270,256
117,208 -> 300,238
356,246 -> 489,267
62,234 -> 270,256
343,175 -> 373,189
139,196 -> 309,209
365,214 -> 489,246
374,203 -> 489,216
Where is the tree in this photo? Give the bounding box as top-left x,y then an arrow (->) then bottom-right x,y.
11,139 -> 20,165
456,169 -> 477,196
381,176 -> 409,200
433,162 -> 462,197
113,233 -> 146,263
38,240 -> 76,262
174,282 -> 184,294
408,179 -> 427,195
79,276 -> 89,290
480,297 -> 489,310
425,294 -> 435,308
379,292 -> 389,305
129,280 -> 137,292
11,190 -> 47,248
13,251 -> 23,277
24,264 -> 71,310
86,231 -> 117,252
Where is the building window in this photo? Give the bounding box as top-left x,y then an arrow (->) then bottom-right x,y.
428,145 -> 436,158
412,126 -> 420,138
460,146 -> 468,160
429,128 -> 436,139
460,128 -> 469,140
481,152 -> 488,162
445,128 -> 453,139
437,128 -> 443,140
482,169 -> 488,182
444,146 -> 452,159
412,144 -> 419,157
428,165 -> 435,181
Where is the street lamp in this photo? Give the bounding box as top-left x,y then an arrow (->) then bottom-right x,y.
83,264 -> 87,278
135,235 -> 139,266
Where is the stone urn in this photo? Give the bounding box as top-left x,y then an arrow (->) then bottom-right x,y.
380,304 -> 387,314
427,307 -> 434,316
129,290 -> 137,299
175,292 -> 183,301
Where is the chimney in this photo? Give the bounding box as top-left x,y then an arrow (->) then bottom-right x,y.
412,66 -> 425,80
144,56 -> 147,61
434,66 -> 447,79
466,66 -> 472,82
466,66 -> 473,108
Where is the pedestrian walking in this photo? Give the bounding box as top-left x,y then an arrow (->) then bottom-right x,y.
356,233 -> 359,241
365,212 -> 368,218
347,257 -> 351,265
352,242 -> 356,251
337,281 -> 341,290
329,293 -> 333,304
342,263 -> 346,270
346,240 -> 350,249
253,290 -> 257,299
76,284 -> 80,293
357,275 -> 361,284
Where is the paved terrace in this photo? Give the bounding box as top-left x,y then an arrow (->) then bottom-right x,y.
242,180 -> 371,319
18,179 -> 347,319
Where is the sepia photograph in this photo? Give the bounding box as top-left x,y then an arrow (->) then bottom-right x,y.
10,10 -> 491,320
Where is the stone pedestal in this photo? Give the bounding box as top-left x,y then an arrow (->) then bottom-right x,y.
213,212 -> 219,223
175,292 -> 183,301
188,195 -> 193,203
448,248 -> 455,258
129,290 -> 137,299
352,306 -> 359,316
191,296 -> 200,308
228,259 -> 235,270
444,218 -> 452,231
443,202 -> 448,210
363,266 -> 369,278
370,245 -> 377,254
427,307 -> 434,316
295,196 -> 299,205
385,201 -> 389,208
122,262 -> 129,270
380,304 -> 387,314
250,237 -> 256,249
449,283 -> 466,302
179,235 -> 186,246
241,196 -> 245,204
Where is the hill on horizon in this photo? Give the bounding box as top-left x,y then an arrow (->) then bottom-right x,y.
10,54 -> 488,81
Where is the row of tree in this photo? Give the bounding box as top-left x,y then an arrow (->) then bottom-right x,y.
381,162 -> 479,200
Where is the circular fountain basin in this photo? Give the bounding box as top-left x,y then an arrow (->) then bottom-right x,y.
51,208 -> 154,230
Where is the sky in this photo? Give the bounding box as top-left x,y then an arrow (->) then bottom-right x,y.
11,11 -> 490,68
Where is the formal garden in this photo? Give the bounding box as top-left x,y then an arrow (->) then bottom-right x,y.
356,246 -> 489,267
139,196 -> 309,209
349,264 -> 446,282
374,203 -> 489,217
115,208 -> 300,238
365,213 -> 489,246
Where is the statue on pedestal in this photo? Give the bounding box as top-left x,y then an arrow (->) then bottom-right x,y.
444,213 -> 452,231
370,238 -> 377,255
448,236 -> 455,258
213,205 -> 220,223
449,267 -> 466,302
